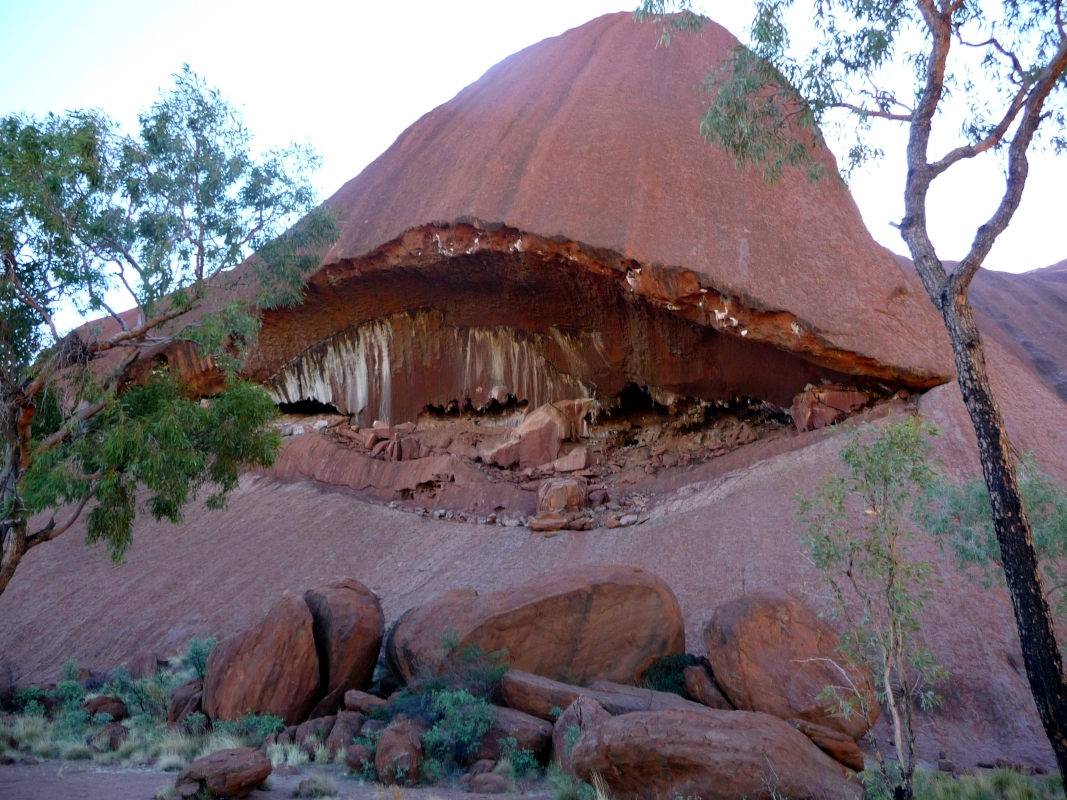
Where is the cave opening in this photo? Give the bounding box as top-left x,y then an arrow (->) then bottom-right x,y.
277,398 -> 343,416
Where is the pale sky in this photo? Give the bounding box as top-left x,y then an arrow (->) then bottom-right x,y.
2,0 -> 1064,278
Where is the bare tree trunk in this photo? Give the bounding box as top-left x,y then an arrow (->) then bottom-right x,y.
0,443 -> 26,597
940,296 -> 1067,777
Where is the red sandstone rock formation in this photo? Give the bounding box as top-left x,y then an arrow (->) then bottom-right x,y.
202,596 -> 320,725
568,708 -> 863,800
303,579 -> 384,697
385,565 -> 685,685
175,748 -> 271,800
704,590 -> 879,740
246,12 -> 953,425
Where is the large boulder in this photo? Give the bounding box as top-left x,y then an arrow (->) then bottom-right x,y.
501,670 -> 707,720
175,748 -> 272,799
569,708 -> 862,800
554,697 -> 611,775
304,579 -> 384,697
704,590 -> 879,739
385,565 -> 684,685
203,596 -> 320,725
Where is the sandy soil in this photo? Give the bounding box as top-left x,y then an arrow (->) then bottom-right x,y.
0,762 -> 551,800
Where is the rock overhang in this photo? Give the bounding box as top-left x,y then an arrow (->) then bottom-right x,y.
255,223 -> 948,425
239,11 -> 952,423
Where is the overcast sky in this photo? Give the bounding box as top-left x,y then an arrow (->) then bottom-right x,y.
2,0 -> 1064,276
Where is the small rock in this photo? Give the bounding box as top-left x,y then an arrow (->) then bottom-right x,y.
619,514 -> 639,526
345,742 -> 375,773
470,772 -> 511,793
125,650 -> 164,680
20,756 -> 39,766
85,695 -> 128,722
468,758 -> 496,775
605,518 -> 621,529
0,754 -> 15,765
939,760 -> 956,773
528,514 -> 568,532
588,488 -> 610,506
344,690 -> 387,714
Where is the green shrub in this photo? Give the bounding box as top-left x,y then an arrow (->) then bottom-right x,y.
213,712 -> 284,747
640,654 -> 697,697
547,762 -> 595,800
182,711 -> 208,736
498,735 -> 540,777
434,628 -> 509,700
182,638 -> 217,681
105,668 -> 170,719
60,659 -> 80,683
419,689 -> 496,766
13,686 -> 47,715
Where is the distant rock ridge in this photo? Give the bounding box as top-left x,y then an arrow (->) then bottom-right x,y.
893,253 -> 1067,404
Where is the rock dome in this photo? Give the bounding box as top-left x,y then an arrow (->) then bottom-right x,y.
250,11 -> 953,424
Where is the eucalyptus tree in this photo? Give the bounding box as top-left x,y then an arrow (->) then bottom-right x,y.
636,0 -> 1067,779
0,66 -> 335,596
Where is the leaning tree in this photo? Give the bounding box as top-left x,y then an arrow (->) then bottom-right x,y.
637,0 -> 1067,782
0,66 -> 335,596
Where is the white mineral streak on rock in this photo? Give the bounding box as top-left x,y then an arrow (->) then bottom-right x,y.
267,311 -> 594,424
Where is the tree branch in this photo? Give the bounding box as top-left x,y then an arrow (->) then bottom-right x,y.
25,485 -> 97,549
929,83 -> 1029,175
832,102 -> 914,122
3,254 -> 59,341
91,306 -> 191,353
949,36 -> 1067,295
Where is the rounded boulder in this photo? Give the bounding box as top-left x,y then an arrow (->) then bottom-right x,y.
175,747 -> 271,800
203,596 -> 320,725
304,579 -> 384,696
569,708 -> 862,800
384,565 -> 684,685
703,590 -> 880,740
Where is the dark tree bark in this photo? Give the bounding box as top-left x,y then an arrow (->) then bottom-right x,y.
900,3 -> 1067,779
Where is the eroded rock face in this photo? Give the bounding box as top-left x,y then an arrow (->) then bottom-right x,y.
385,565 -> 685,686
568,708 -> 863,800
790,386 -> 870,432
303,579 -> 384,697
485,403 -> 573,469
246,11 -> 953,427
203,596 -> 320,725
704,591 -> 879,740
